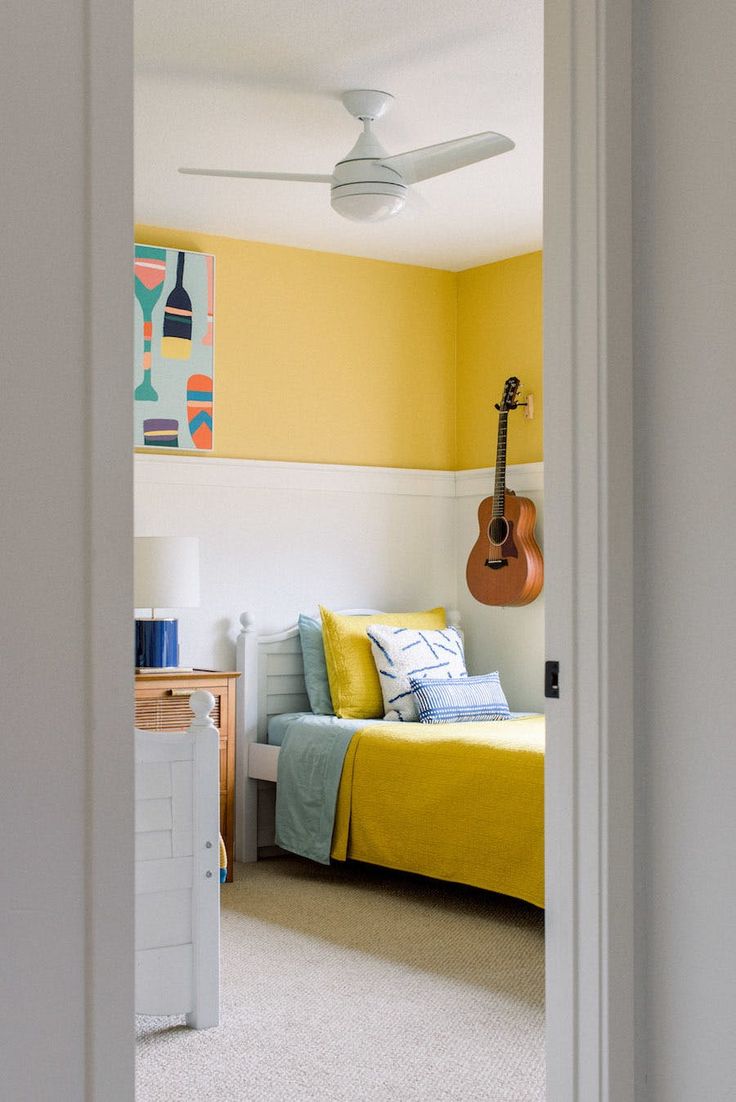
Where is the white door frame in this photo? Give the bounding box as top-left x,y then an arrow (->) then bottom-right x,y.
77,0 -> 635,1096
544,0 -> 634,1098
4,1 -> 133,1097
87,1 -> 136,1097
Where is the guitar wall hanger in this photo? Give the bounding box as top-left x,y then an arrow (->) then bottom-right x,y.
466,376 -> 544,607
495,392 -> 534,419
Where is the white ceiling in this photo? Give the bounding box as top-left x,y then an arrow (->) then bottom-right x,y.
135,1 -> 542,271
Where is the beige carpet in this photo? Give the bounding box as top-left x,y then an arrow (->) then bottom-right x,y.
136,858 -> 545,1101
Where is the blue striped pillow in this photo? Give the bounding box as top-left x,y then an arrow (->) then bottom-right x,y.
409,672 -> 511,723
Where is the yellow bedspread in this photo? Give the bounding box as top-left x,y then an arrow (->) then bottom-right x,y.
331,715 -> 545,907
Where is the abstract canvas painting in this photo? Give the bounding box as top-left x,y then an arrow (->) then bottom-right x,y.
134,245 -> 215,451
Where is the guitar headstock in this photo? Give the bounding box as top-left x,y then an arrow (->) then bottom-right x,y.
495,376 -> 522,412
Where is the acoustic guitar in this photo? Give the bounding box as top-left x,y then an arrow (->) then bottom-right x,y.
466,376 -> 544,606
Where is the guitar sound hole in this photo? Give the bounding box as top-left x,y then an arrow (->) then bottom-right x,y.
488,517 -> 509,546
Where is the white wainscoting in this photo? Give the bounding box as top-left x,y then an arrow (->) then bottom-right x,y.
135,455 -> 457,672
134,455 -> 544,711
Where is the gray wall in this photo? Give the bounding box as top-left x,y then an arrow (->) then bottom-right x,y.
633,2 -> 736,1098
0,1 -> 133,1098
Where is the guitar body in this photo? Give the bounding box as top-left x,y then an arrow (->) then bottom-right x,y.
466,490 -> 544,606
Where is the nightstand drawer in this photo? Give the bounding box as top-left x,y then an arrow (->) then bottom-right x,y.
134,690 -> 223,732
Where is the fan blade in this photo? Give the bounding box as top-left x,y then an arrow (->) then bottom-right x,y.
382,132 -> 514,185
178,168 -> 333,183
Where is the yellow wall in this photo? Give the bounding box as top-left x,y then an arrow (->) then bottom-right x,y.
135,227 -> 541,470
456,251 -> 543,468
135,226 -> 456,470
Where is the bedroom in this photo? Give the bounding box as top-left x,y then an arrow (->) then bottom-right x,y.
133,1 -> 546,1099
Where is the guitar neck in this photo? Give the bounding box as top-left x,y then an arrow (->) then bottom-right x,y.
492,411 -> 508,517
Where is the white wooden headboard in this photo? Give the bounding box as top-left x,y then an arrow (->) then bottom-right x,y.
234,608 -> 461,861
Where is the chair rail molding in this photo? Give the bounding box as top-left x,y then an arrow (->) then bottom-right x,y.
454,462 -> 544,498
135,452 -> 542,500
134,452 -> 456,499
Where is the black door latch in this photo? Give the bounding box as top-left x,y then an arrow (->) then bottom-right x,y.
545,660 -> 560,698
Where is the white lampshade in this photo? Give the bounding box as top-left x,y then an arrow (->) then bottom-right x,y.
134,536 -> 200,610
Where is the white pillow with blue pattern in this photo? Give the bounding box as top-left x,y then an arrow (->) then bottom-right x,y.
367,623 -> 467,721
410,672 -> 511,723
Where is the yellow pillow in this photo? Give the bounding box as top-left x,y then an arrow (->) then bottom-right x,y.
320,605 -> 446,719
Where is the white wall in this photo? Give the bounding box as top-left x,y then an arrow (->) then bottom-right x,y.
1,1 -> 133,1099
134,455 -> 545,712
633,2 -> 736,1098
135,455 -> 458,667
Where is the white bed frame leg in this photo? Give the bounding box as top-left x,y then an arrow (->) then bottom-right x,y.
186,690 -> 220,1029
236,612 -> 259,862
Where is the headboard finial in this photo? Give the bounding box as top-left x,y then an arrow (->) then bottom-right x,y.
189,690 -> 216,727
239,611 -> 256,634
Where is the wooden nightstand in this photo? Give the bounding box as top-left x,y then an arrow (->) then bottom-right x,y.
134,669 -> 240,882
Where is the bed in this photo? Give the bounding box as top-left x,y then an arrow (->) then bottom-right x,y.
236,611 -> 545,908
135,689 -> 221,1028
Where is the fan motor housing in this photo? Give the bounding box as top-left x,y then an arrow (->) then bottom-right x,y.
331,159 -> 407,222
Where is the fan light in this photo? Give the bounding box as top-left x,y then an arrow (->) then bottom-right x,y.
330,176 -> 407,222
331,191 -> 405,222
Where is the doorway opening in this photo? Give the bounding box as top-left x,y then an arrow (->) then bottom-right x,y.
133,3 -> 547,1100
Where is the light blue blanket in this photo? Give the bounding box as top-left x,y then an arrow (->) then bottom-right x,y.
273,714 -> 383,863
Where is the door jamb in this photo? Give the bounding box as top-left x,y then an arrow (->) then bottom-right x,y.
86,0 -> 135,1096
544,0 -> 634,1098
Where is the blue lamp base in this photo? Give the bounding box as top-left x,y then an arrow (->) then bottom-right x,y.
135,617 -> 179,670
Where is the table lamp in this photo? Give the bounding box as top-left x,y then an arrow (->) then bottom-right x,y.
134,536 -> 200,670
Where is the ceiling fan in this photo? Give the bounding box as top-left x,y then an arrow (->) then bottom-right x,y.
179,90 -> 514,223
